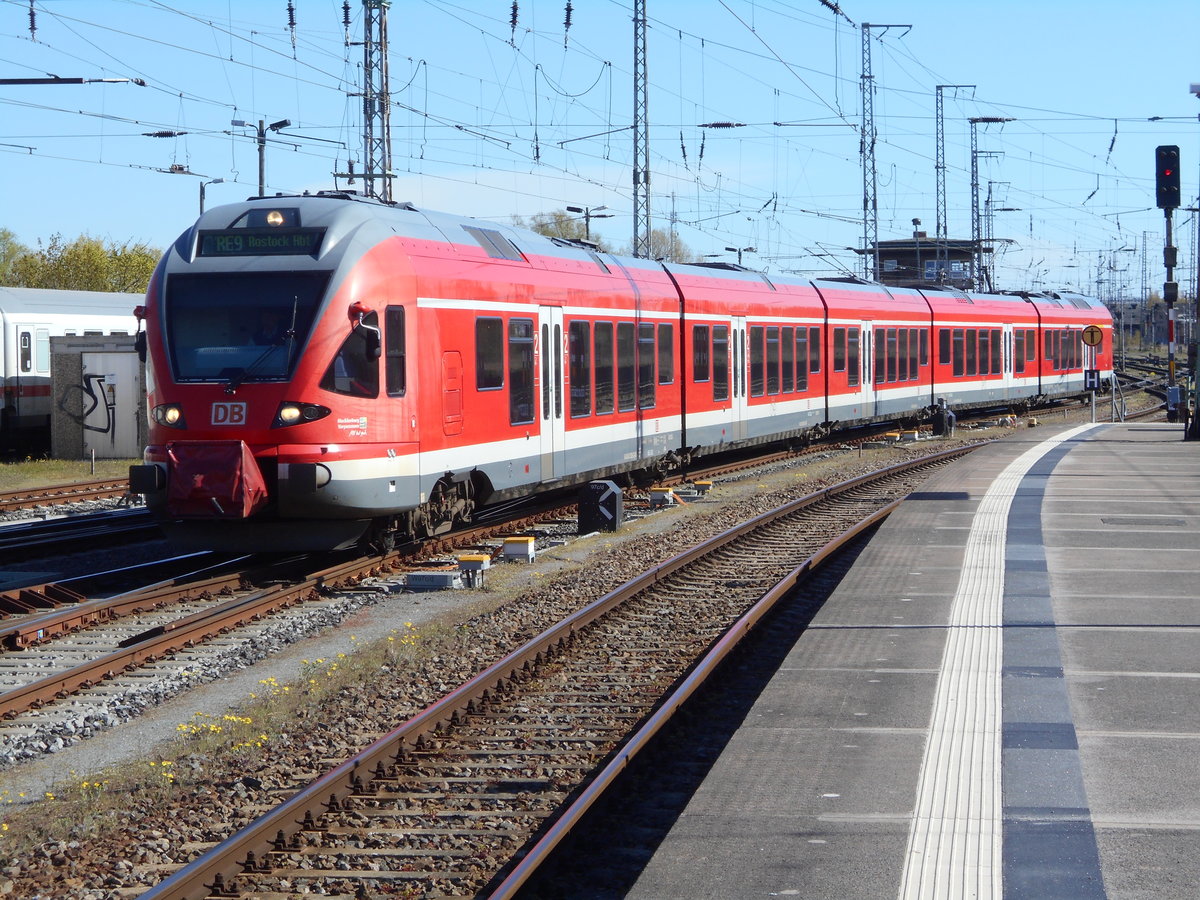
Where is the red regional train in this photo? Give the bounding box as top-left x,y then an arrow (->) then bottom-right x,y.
129,193 -> 1113,551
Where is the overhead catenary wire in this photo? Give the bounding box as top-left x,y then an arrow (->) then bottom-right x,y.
0,0 -> 1181,289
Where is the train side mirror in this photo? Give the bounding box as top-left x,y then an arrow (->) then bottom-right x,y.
133,305 -> 148,363
347,301 -> 381,359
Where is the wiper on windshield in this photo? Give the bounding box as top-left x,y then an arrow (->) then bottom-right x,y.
224,299 -> 301,394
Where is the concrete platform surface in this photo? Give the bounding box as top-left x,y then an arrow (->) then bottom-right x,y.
626,422 -> 1200,900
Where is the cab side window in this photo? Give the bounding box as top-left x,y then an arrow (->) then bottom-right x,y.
320,312 -> 380,398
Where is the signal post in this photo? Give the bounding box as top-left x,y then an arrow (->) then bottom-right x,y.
1155,145 -> 1184,425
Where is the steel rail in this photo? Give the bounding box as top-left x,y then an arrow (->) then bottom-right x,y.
0,478 -> 129,511
0,554 -> 248,650
489,493 -> 898,897
0,553 -> 383,719
138,444 -> 979,900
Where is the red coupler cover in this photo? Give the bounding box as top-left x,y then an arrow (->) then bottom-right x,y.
166,440 -> 268,518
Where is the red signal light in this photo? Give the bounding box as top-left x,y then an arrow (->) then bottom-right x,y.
1156,145 -> 1181,209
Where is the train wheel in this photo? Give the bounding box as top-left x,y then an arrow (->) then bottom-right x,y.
363,520 -> 398,555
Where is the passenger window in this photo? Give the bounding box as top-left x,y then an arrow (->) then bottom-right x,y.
637,322 -> 655,409
847,327 -> 859,387
749,326 -> 765,397
35,329 -> 50,373
508,319 -> 535,424
569,321 -> 591,417
476,317 -> 504,389
541,324 -> 552,420
766,326 -> 780,395
595,322 -> 614,414
657,323 -> 674,385
809,326 -> 821,373
796,328 -> 809,390
385,307 -> 406,396
617,322 -> 635,412
833,327 -> 847,373
874,327 -> 886,385
781,327 -> 794,393
693,325 -> 710,383
713,325 -> 729,401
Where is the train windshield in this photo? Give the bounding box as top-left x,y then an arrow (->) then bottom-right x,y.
165,272 -> 330,382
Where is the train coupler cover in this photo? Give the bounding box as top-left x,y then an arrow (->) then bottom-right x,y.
165,440 -> 269,519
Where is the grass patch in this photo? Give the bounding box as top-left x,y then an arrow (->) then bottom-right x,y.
0,458 -> 138,491
0,622 -> 443,859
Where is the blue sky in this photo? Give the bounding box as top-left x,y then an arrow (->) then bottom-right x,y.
2,0 -> 1198,300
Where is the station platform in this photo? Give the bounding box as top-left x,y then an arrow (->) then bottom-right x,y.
625,422 -> 1200,900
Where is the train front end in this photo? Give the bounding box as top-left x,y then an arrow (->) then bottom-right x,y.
130,194 -> 416,551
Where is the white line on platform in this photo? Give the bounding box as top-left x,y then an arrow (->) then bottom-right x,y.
897,424 -> 1100,900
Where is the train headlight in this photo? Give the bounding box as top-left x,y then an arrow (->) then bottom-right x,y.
272,401 -> 331,429
151,403 -> 187,429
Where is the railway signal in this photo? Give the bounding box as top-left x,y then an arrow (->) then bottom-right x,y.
1155,145 -> 1181,209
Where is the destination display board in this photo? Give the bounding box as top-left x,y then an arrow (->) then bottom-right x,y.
198,228 -> 324,258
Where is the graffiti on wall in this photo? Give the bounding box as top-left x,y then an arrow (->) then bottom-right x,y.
59,372 -> 118,445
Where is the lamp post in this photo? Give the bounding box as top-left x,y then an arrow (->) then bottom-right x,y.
566,205 -> 612,241
232,118 -> 291,196
199,177 -> 224,214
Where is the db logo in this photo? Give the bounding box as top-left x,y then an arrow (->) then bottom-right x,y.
211,402 -> 247,425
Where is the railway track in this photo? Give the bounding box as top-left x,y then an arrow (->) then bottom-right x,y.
140,445 -> 977,900
0,506 -> 157,561
0,487 -> 627,772
0,478 -> 130,512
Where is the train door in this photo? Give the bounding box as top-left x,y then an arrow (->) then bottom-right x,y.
1001,323 -> 1016,399
857,322 -> 876,416
537,306 -> 566,481
14,329 -> 33,423
731,316 -> 748,440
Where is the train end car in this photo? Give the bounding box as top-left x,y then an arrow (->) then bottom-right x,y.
129,192 -> 691,552
1,287 -> 141,453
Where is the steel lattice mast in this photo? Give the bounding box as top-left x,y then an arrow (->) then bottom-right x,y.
860,23 -> 908,281
632,0 -> 650,257
860,25 -> 877,280
362,0 -> 393,202
935,85 -> 972,277
968,116 -> 1011,289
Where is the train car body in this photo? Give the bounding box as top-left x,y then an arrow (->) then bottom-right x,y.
0,287 -> 141,453
130,193 -> 1112,551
